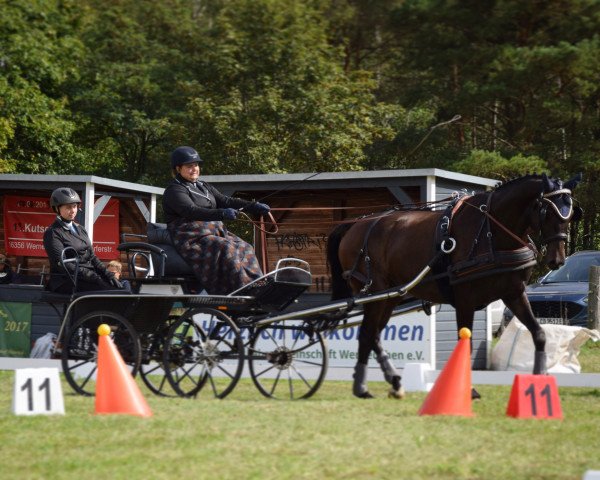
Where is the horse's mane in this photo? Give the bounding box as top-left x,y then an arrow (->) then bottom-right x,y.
493,173 -> 545,192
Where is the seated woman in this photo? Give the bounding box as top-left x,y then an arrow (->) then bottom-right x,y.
43,187 -> 125,293
163,146 -> 270,295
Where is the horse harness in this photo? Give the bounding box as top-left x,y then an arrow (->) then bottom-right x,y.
429,192 -> 538,305
342,185 -> 575,305
341,209 -> 397,294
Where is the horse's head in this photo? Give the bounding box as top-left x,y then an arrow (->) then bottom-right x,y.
535,173 -> 583,269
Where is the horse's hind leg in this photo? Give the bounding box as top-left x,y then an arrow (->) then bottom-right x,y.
503,293 -> 547,374
373,336 -> 405,399
367,302 -> 404,399
353,302 -> 387,399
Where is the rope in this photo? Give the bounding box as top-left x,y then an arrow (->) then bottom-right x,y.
237,211 -> 279,235
235,195 -> 463,232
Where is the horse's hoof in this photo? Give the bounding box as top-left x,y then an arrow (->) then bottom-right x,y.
354,391 -> 375,399
388,387 -> 405,399
471,388 -> 481,400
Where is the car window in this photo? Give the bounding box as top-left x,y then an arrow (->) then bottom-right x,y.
542,254 -> 600,283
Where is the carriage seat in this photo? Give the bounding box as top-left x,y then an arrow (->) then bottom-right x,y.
146,223 -> 194,277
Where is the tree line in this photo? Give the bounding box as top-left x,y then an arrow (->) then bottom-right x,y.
1,0 -> 599,249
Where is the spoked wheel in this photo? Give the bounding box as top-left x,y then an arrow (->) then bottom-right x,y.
163,307 -> 244,399
248,320 -> 328,399
61,311 -> 141,396
139,316 -> 179,397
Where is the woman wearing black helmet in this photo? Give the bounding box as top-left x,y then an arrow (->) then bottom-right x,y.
43,187 -> 125,293
163,146 -> 270,294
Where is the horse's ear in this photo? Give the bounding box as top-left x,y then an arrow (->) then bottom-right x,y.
564,172 -> 583,191
542,173 -> 552,193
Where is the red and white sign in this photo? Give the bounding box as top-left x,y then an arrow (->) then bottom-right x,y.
92,198 -> 120,259
3,195 -> 119,260
3,196 -> 54,257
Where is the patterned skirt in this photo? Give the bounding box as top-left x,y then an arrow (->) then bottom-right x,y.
168,219 -> 263,295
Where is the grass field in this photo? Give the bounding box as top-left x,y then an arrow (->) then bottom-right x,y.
2,341 -> 600,480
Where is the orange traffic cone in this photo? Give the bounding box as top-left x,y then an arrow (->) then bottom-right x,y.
418,327 -> 473,417
95,324 -> 152,417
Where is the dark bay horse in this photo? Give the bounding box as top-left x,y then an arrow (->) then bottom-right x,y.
327,173 -> 582,398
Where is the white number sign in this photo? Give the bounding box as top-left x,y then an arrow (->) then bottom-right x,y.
12,368 -> 65,415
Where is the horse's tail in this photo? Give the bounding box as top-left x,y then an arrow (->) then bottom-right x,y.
327,222 -> 354,300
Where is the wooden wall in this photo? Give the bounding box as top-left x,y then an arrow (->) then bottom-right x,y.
252,186 -> 421,293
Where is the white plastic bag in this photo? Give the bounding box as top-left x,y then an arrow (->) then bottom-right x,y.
30,332 -> 57,359
491,318 -> 600,373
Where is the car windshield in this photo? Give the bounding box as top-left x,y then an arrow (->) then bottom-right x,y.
541,253 -> 600,283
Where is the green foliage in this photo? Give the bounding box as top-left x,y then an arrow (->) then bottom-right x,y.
0,0 -> 86,173
1,0 -> 600,244
181,0 -> 396,175
452,150 -> 548,181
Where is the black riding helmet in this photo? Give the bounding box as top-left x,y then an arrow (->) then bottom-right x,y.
50,187 -> 81,213
170,146 -> 203,170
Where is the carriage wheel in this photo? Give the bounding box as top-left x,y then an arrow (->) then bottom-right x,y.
139,316 -> 179,397
163,307 -> 244,399
60,311 -> 141,396
248,320 -> 328,400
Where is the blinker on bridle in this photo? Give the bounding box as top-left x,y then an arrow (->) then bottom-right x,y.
537,187 -> 576,246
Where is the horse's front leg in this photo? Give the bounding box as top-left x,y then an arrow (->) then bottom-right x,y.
503,292 -> 547,374
455,306 -> 480,399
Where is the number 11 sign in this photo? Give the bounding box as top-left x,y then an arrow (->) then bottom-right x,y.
506,374 -> 563,420
12,368 -> 65,416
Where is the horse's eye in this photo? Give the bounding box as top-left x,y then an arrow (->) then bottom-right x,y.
572,206 -> 583,222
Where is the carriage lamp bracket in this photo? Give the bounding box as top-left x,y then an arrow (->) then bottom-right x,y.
441,237 -> 456,253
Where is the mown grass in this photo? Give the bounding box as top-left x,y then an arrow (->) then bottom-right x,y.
580,339 -> 600,372
2,365 -> 600,480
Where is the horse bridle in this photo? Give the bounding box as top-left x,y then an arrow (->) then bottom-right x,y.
536,188 -> 574,247
463,186 -> 577,254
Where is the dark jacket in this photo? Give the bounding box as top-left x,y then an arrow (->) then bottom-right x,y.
43,217 -> 114,292
163,175 -> 260,224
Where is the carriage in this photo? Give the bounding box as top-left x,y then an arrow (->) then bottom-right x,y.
49,228 -> 317,399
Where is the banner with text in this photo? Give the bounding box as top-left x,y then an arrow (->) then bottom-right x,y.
320,310 -> 431,367
196,309 -> 432,381
3,195 -> 120,259
0,302 -> 32,357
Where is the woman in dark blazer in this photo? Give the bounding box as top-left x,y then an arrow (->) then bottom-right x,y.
163,146 -> 270,294
43,187 -> 124,293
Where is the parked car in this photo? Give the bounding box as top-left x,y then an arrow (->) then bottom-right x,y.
501,250 -> 600,334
